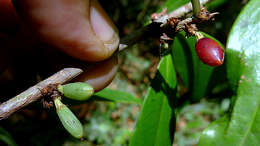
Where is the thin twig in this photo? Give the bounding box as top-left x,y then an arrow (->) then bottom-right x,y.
168,0 -> 210,18
118,0 -> 211,51
0,68 -> 83,120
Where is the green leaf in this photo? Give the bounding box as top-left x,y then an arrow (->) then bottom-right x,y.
172,32 -> 224,101
0,127 -> 17,146
93,88 -> 142,105
129,53 -> 177,146
206,0 -> 228,11
162,0 -> 226,12
198,0 -> 260,145
161,0 -> 190,11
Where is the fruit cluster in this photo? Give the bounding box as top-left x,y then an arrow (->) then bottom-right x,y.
53,82 -> 94,139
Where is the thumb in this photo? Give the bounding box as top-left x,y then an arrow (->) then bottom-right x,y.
12,0 -> 119,61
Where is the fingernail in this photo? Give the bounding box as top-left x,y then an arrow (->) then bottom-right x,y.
90,0 -> 118,44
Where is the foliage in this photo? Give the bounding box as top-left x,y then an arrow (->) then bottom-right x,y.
130,0 -> 260,145
130,53 -> 177,146
1,0 -> 259,146
199,0 -> 260,145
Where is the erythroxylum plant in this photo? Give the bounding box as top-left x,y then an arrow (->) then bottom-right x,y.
1,0 -> 259,145
49,0 -> 227,141
31,0 -> 260,145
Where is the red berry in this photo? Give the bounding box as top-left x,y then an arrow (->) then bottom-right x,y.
195,38 -> 224,66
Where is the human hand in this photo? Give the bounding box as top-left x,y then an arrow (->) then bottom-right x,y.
0,0 -> 119,92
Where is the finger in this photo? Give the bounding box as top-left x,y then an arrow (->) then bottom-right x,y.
73,56 -> 118,91
12,0 -> 119,61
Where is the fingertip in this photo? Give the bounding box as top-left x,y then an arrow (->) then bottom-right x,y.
89,0 -> 119,60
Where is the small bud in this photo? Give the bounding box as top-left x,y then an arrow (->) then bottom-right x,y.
195,38 -> 224,66
58,82 -> 94,101
54,98 -> 83,139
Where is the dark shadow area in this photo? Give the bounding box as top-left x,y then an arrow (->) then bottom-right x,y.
150,68 -> 177,143
0,102 -> 73,146
175,34 -> 195,92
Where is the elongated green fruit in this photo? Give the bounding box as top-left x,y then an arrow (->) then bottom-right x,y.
54,98 -> 83,139
58,82 -> 94,101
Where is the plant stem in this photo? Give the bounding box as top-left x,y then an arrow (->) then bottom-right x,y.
0,68 -> 83,120
119,0 -> 211,51
168,0 -> 210,18
191,0 -> 201,18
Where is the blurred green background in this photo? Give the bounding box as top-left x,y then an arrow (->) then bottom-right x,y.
0,0 -> 246,146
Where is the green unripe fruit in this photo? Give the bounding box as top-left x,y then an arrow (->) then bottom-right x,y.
54,98 -> 83,139
58,82 -> 94,101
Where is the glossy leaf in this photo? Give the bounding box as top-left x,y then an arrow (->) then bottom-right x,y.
172,32 -> 224,101
129,53 -> 177,146
92,88 -> 142,105
198,0 -> 260,145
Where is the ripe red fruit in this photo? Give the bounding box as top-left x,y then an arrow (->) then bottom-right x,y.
195,38 -> 224,66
